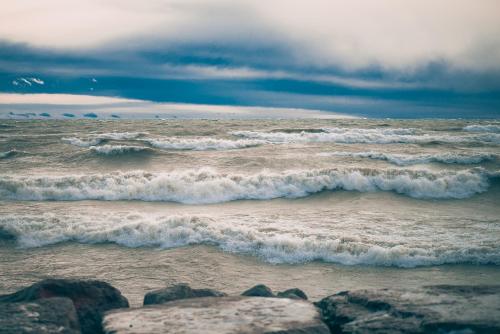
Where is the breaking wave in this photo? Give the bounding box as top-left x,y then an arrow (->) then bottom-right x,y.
0,167 -> 492,203
463,124 -> 500,133
231,128 -> 500,144
62,132 -> 147,147
62,137 -> 103,147
144,137 -> 265,151
0,149 -> 24,159
89,145 -> 152,155
1,212 -> 499,267
319,151 -> 497,166
99,132 -> 146,140
62,133 -> 264,151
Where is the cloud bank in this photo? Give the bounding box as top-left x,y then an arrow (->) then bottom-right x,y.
0,0 -> 499,118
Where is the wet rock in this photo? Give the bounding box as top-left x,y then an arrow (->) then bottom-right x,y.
0,297 -> 80,334
0,279 -> 129,334
277,288 -> 308,300
143,283 -> 226,305
315,285 -> 500,333
104,296 -> 330,334
241,284 -> 274,297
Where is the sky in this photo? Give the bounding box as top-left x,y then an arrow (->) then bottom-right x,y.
1,0 -> 500,118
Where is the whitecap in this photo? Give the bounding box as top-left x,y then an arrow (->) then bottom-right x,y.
0,149 -> 22,159
1,212 -> 499,267
62,132 -> 147,147
463,124 -> 500,133
319,151 -> 497,166
232,128 -> 500,144
144,137 -> 265,151
62,137 -> 103,147
0,167 -> 491,203
89,145 -> 151,155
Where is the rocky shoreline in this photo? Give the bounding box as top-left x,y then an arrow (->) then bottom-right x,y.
0,279 -> 499,333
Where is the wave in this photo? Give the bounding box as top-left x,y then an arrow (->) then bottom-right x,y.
319,151 -> 497,166
144,137 -> 265,151
62,132 -> 147,147
89,145 -> 152,155
0,149 -> 24,159
231,128 -> 500,145
62,133 -> 264,151
270,128 -> 328,133
0,124 -> 16,129
324,127 -> 419,135
1,212 -> 499,267
62,137 -> 103,147
96,132 -> 147,140
463,124 -> 500,133
0,167 -> 492,203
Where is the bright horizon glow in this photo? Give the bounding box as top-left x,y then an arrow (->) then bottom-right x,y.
0,93 -> 356,119
1,1 -> 499,71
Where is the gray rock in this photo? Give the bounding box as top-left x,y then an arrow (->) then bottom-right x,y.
104,296 -> 330,334
143,283 -> 226,305
0,279 -> 129,334
0,297 -> 80,334
277,288 -> 308,300
241,284 -> 274,297
315,285 -> 500,333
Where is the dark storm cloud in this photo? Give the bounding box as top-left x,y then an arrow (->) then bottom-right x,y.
1,1 -> 499,118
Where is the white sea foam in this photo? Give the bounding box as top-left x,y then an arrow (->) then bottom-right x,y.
324,127 -> 419,135
62,132 -> 146,147
97,132 -> 147,140
319,151 -> 497,166
1,212 -> 499,267
0,167 -> 491,203
62,137 -> 103,147
144,137 -> 265,151
463,124 -> 500,133
0,149 -> 22,159
232,128 -> 500,144
89,145 -> 151,155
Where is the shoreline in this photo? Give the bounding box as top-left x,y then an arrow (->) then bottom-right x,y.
1,278 -> 500,333
2,243 -> 500,306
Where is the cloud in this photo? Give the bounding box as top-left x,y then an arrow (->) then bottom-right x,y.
1,0 -> 499,72
0,93 -> 354,119
0,93 -> 140,105
0,1 -> 499,118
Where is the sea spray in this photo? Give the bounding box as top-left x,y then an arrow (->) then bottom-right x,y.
318,151 -> 497,166
232,128 -> 500,144
1,212 -> 499,267
0,167 -> 491,203
144,137 -> 265,151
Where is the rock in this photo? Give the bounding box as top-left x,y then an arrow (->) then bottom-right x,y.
315,285 -> 500,333
0,297 -> 80,334
241,284 -> 274,297
143,283 -> 226,305
104,296 -> 330,334
0,279 -> 129,334
277,288 -> 308,300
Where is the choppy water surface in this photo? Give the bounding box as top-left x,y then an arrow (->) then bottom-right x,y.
1,118 -> 499,300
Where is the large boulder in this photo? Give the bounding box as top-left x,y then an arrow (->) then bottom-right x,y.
0,297 -> 80,334
277,288 -> 308,300
104,296 -> 330,334
315,285 -> 500,333
143,283 -> 226,305
0,279 -> 129,334
241,284 -> 274,297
